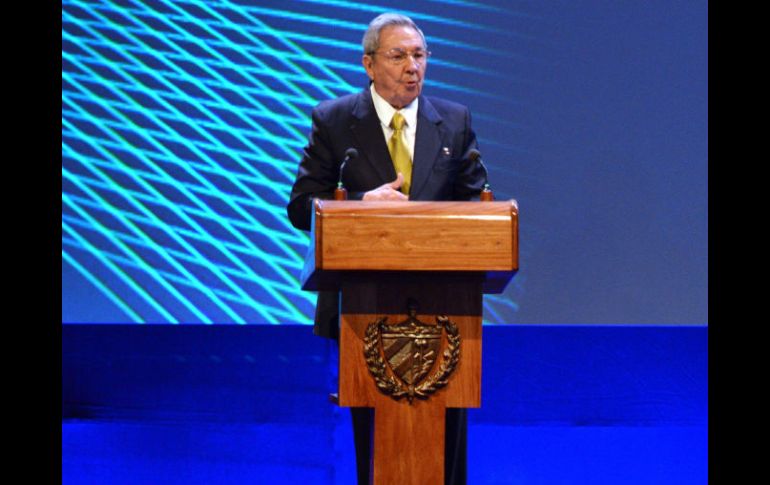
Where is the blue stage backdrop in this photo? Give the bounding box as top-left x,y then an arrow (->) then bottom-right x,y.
61,0 -> 708,325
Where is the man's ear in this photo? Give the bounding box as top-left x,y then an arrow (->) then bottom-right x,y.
362,54 -> 374,80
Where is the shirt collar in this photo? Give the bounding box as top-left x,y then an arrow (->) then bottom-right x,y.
370,83 -> 419,130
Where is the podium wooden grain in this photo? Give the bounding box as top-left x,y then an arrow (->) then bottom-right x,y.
301,200 -> 518,485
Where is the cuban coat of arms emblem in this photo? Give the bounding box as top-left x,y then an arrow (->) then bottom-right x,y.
363,308 -> 461,403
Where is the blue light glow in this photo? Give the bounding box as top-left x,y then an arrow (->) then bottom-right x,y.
62,0 -> 521,324
62,0 -> 708,325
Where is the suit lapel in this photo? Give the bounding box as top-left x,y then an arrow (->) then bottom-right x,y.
350,89 -> 397,185
410,96 -> 443,199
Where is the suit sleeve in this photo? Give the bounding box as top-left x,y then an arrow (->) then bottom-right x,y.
286,106 -> 339,231
452,107 -> 486,201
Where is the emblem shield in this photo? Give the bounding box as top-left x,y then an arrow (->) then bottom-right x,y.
381,323 -> 442,386
363,309 -> 461,403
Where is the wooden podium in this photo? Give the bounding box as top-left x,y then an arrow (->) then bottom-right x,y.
301,199 -> 518,485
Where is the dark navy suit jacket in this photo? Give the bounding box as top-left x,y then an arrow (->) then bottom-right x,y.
287,87 -> 485,338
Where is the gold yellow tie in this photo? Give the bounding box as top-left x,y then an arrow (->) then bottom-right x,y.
388,112 -> 412,195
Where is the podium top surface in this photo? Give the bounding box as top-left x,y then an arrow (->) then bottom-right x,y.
301,200 -> 518,293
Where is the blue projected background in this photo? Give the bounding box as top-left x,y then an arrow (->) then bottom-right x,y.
62,0 -> 708,325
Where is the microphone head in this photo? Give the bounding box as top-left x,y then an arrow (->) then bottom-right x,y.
467,148 -> 481,161
345,148 -> 359,160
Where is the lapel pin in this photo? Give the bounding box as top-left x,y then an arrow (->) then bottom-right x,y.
442,147 -> 450,156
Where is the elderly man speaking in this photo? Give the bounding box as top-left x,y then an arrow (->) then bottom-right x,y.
287,12 -> 486,485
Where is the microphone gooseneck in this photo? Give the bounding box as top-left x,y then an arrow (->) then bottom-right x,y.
335,148 -> 359,200
338,148 -> 359,187
468,149 -> 493,201
468,149 -> 489,190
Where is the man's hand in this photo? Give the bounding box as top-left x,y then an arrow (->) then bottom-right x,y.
362,173 -> 409,201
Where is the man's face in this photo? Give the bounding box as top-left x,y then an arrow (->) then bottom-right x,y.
363,25 -> 427,109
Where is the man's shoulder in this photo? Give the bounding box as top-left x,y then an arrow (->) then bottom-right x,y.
421,95 -> 471,127
314,90 -> 364,115
422,95 -> 469,115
